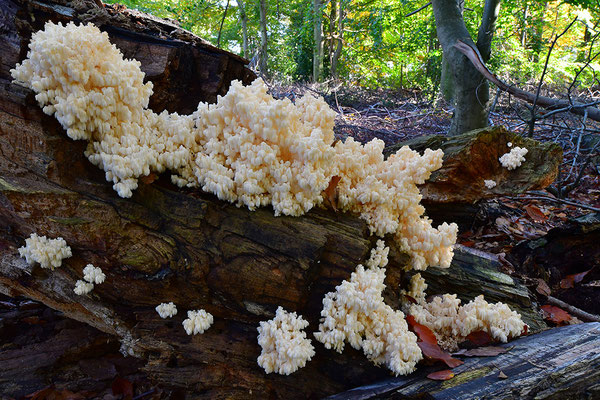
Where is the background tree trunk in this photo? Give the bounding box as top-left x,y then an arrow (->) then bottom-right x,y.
330,0 -> 344,80
238,0 -> 249,59
259,0 -> 269,78
313,0 -> 323,82
432,0 -> 500,136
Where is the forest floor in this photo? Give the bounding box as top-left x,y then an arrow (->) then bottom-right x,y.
2,83 -> 599,400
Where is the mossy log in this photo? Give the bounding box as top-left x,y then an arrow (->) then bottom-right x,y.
0,0 -> 545,398
384,127 -> 562,227
328,322 -> 600,399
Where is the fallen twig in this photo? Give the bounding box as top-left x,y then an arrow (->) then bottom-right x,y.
509,195 -> 600,212
548,296 -> 600,323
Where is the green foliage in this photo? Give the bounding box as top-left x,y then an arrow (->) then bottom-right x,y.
104,0 -> 600,94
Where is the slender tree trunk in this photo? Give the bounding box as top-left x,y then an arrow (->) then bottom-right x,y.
313,0 -> 323,82
259,0 -> 268,78
331,0 -> 344,80
532,1 -> 548,63
520,3 -> 528,48
432,0 -> 500,136
327,0 -> 337,76
238,0 -> 249,59
217,0 -> 230,48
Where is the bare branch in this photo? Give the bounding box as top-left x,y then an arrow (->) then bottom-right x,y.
453,40 -> 600,123
405,2 -> 431,17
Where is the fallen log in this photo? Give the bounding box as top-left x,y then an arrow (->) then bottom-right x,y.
327,322 -> 600,399
384,126 -> 562,227
0,0 -> 545,397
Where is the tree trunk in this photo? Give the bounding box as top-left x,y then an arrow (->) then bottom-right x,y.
331,0 -> 344,80
238,0 -> 249,59
432,0 -> 498,135
259,0 -> 269,78
313,0 -> 323,82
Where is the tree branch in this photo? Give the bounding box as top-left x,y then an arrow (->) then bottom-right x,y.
453,39 -> 600,123
405,2 -> 431,18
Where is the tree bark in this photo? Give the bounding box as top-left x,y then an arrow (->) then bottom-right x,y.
259,0 -> 269,78
313,0 -> 324,82
431,0 -> 493,135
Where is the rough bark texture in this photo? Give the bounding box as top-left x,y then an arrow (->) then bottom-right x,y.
0,296 -> 147,398
384,126 -> 562,204
328,322 -> 600,399
0,1 -> 546,398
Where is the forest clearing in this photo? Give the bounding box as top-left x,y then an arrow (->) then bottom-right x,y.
0,0 -> 599,399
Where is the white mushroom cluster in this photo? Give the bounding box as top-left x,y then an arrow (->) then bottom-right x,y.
74,264 -> 106,295
83,264 -> 106,284
409,293 -> 525,351
314,242 -> 422,376
257,306 -> 315,375
74,280 -> 94,296
11,21 -> 457,272
155,302 -> 178,319
183,309 -> 214,335
484,179 -> 497,189
18,233 -> 72,270
499,146 -> 528,170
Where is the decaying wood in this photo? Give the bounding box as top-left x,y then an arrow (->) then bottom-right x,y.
0,0 -> 547,398
328,322 -> 600,399
384,126 -> 562,205
0,296 -> 146,398
454,39 -> 600,122
509,212 -> 600,316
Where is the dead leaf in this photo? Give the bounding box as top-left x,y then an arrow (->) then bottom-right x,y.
464,330 -> 493,347
406,315 -> 438,345
453,346 -> 507,357
524,204 -> 547,222
140,173 -> 158,185
322,175 -> 341,211
521,324 -> 528,336
541,305 -> 571,325
417,342 -> 464,368
403,294 -> 417,304
461,240 -> 476,247
27,386 -> 86,400
560,268 -> 594,289
427,369 -> 455,380
498,371 -> 508,379
112,377 -> 133,400
535,279 -> 551,296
